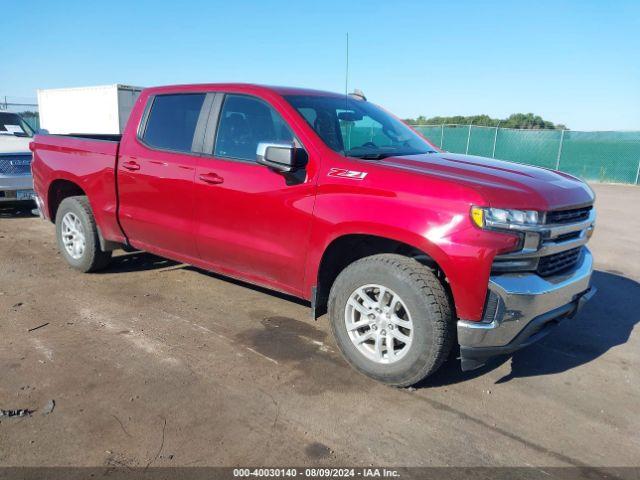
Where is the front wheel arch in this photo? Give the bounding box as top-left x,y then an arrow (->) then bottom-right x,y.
313,233 -> 451,318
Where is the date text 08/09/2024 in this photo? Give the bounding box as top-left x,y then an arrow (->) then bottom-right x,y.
233,468 -> 401,477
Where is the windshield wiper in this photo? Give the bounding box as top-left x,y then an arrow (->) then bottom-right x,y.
349,150 -> 437,160
349,153 -> 391,160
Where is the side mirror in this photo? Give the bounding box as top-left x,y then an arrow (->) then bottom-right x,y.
256,142 -> 307,173
256,142 -> 306,173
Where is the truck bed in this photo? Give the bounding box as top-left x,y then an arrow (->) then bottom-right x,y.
60,133 -> 122,142
30,133 -> 125,244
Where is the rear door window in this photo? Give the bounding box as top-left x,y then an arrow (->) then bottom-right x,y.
142,93 -> 206,152
214,95 -> 294,162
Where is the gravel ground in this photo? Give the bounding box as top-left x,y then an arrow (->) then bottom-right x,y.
0,183 -> 638,469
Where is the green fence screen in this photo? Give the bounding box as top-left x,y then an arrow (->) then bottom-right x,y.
411,125 -> 640,185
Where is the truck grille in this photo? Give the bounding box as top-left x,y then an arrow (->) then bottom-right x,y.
545,206 -> 592,224
554,231 -> 582,242
0,154 -> 32,176
537,247 -> 582,277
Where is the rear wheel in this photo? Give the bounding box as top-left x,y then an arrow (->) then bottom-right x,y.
55,196 -> 112,272
328,254 -> 454,387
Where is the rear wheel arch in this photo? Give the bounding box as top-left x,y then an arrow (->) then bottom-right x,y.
47,179 -> 120,251
47,179 -> 86,222
55,195 -> 112,272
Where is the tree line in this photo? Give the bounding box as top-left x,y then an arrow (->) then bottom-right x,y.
404,113 -> 568,130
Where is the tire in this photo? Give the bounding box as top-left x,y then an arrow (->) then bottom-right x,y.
55,196 -> 112,272
328,254 -> 454,387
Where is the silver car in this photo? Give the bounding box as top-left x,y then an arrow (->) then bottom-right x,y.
0,112 -> 35,208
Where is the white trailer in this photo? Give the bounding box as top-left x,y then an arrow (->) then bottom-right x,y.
37,84 -> 143,134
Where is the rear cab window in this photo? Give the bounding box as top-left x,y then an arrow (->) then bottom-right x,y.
141,94 -> 206,153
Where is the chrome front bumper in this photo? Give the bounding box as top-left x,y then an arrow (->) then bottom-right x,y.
457,247 -> 595,370
0,175 -> 34,202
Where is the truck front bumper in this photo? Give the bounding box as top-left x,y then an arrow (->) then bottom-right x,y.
0,175 -> 35,204
457,248 -> 595,371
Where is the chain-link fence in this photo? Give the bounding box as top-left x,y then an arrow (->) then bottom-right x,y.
413,124 -> 640,185
0,96 -> 39,130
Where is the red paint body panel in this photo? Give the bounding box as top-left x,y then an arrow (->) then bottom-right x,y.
192,157 -> 317,297
303,150 -> 521,320
30,135 -> 125,244
31,83 -> 594,322
117,142 -> 200,258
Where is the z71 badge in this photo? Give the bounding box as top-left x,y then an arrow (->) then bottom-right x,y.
327,168 -> 368,180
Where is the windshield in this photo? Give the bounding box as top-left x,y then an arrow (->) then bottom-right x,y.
284,95 -> 436,159
0,112 -> 35,137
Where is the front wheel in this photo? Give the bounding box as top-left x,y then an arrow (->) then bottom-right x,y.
55,196 -> 112,272
328,254 -> 454,387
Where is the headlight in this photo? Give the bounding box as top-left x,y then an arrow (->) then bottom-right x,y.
471,206 -> 541,229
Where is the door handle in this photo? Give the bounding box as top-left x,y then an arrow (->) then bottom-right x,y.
122,160 -> 141,171
199,172 -> 224,184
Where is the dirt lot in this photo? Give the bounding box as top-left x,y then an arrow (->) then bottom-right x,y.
0,184 -> 638,468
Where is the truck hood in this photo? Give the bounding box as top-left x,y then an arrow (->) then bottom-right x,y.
0,135 -> 32,154
379,152 -> 594,211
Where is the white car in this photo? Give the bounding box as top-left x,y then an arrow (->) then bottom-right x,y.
0,112 -> 35,208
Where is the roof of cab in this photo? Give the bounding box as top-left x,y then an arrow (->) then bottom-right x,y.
142,83 -> 344,98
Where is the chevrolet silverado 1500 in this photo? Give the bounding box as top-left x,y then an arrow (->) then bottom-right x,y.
30,84 -> 596,386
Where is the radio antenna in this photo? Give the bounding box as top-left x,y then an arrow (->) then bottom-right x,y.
345,32 -> 349,106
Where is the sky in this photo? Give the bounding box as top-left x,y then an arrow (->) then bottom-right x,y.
2,0 -> 639,130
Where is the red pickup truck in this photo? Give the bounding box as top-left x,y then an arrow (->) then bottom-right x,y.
30,84 -> 596,386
